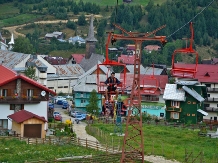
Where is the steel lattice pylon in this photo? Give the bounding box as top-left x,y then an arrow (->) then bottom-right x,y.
110,24 -> 167,163
121,42 -> 144,162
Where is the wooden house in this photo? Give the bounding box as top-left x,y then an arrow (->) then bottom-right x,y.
8,110 -> 47,138
0,65 -> 56,133
163,81 -> 207,124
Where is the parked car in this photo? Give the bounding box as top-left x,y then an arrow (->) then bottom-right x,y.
54,96 -> 66,103
75,114 -> 84,124
54,114 -> 62,121
57,100 -> 67,105
48,102 -> 54,110
62,101 -> 69,109
53,111 -> 61,117
70,111 -> 81,117
53,111 -> 62,121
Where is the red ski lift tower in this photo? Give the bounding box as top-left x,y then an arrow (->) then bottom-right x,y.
109,24 -> 167,163
97,32 -> 127,99
171,22 -> 198,78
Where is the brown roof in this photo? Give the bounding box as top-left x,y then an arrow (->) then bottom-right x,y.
7,110 -> 47,123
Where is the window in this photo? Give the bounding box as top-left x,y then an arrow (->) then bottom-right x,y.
80,93 -> 83,97
193,102 -> 196,104
205,84 -> 211,88
207,94 -> 210,97
187,113 -> 190,116
205,104 -> 210,107
10,104 -> 24,110
2,89 -> 7,96
64,86 -> 68,88
192,114 -> 195,116
48,87 -> 54,89
171,101 -> 180,108
171,112 -> 179,119
81,99 -> 86,103
187,101 -> 191,104
27,89 -> 33,97
0,119 -> 8,129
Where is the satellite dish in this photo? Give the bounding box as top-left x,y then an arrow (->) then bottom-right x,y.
41,91 -> 46,96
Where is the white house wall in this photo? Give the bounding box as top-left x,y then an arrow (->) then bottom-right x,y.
38,55 -> 56,74
1,104 -> 14,129
47,79 -> 76,94
204,112 -> 217,120
15,55 -> 31,68
35,68 -> 47,86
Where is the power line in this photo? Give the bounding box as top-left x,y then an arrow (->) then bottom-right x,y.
167,0 -> 215,39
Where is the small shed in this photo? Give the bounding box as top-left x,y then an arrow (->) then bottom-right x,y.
8,110 -> 47,138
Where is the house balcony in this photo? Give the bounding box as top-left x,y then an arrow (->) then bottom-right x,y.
166,106 -> 182,112
0,96 -> 41,104
207,88 -> 218,93
204,107 -> 218,112
205,97 -> 218,102
141,96 -> 159,102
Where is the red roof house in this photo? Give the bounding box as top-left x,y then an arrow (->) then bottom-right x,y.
118,54 -> 135,65
0,65 -> 56,137
0,65 -> 17,83
70,54 -> 85,64
174,63 -> 218,83
125,73 -> 168,102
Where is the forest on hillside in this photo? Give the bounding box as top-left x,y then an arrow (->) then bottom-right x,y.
1,0 -> 218,66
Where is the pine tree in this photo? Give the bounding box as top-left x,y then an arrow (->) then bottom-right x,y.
86,90 -> 99,116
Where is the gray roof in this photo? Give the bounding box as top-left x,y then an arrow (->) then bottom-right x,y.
143,66 -> 164,75
13,67 -> 26,71
79,53 -> 105,72
85,15 -> 97,42
163,84 -> 186,101
53,64 -> 84,77
182,86 -> 205,102
175,80 -> 199,85
78,62 -> 108,80
126,65 -> 163,75
27,57 -> 47,68
74,83 -> 97,92
0,50 -> 30,69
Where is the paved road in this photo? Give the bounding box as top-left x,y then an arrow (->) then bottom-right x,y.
53,104 -> 98,142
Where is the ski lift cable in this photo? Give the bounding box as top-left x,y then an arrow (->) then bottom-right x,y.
167,0 -> 215,39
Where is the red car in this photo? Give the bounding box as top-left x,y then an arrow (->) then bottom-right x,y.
54,114 -> 62,121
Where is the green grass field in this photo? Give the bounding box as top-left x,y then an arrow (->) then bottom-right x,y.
0,3 -> 19,16
0,14 -> 41,27
87,123 -> 218,163
0,138 -> 105,162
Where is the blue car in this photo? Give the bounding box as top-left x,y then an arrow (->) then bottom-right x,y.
48,102 -> 54,110
57,100 -> 64,105
62,101 -> 69,109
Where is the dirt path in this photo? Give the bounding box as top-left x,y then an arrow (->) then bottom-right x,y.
2,14 -> 103,38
